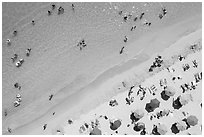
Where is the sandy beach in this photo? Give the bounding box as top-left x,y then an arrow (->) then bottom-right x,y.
2,2 -> 202,135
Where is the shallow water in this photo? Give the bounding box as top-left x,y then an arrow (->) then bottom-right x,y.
2,2 -> 202,134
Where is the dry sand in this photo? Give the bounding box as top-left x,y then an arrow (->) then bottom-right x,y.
2,2 -> 202,135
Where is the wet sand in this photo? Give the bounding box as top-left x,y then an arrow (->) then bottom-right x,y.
2,2 -> 202,135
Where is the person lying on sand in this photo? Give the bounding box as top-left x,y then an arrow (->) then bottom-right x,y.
13,30 -> 17,37
124,36 -> 128,43
11,54 -> 18,62
49,94 -> 53,101
131,25 -> 136,31
15,59 -> 24,68
7,127 -> 12,133
14,100 -> 20,107
31,20 -> 35,26
26,48 -> 32,56
139,12 -> 145,20
48,10 -> 52,16
119,46 -> 125,54
58,6 -> 64,15
6,39 -> 11,46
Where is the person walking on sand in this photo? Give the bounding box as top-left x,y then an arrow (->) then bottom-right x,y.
124,36 -> 128,43
72,4 -> 75,12
52,4 -> 56,10
43,124 -> 47,130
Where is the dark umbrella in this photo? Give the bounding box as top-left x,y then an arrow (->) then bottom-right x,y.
110,120 -> 122,130
186,115 -> 198,126
145,98 -> 160,113
161,90 -> 170,101
172,97 -> 182,109
89,127 -> 102,135
171,123 -> 179,134
133,122 -> 145,132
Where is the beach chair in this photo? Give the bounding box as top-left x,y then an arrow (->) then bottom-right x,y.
190,81 -> 197,90
14,101 -> 20,107
126,97 -> 134,105
192,60 -> 198,68
79,125 -> 86,134
15,61 -> 21,67
16,94 -> 21,98
58,7 -> 64,15
182,64 -> 190,71
109,99 -> 118,107
159,79 -> 167,87
180,83 -> 191,93
11,54 -> 18,62
19,59 -> 24,64
194,72 -> 202,83
148,85 -> 157,95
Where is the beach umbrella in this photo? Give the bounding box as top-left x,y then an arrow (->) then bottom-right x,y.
161,90 -> 170,101
164,86 -> 176,96
133,122 -> 145,132
157,123 -> 168,135
179,94 -> 192,106
171,123 -> 179,134
161,109 -> 170,116
110,120 -> 122,130
176,121 -> 187,131
89,127 -> 102,135
145,98 -> 160,113
172,97 -> 182,109
133,109 -> 144,119
186,115 -> 198,126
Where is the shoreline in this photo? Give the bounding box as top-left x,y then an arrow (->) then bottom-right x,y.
7,28 -> 202,135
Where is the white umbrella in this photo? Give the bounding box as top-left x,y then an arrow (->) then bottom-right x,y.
179,94 -> 193,106
164,86 -> 176,96
176,121 -> 187,131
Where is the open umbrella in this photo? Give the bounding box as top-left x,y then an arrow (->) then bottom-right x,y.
89,127 -> 102,135
171,123 -> 179,134
134,109 -> 144,119
179,94 -> 193,106
172,97 -> 182,109
110,119 -> 122,130
161,90 -> 170,101
145,98 -> 160,113
176,121 -> 187,131
157,123 -> 168,135
164,86 -> 176,96
133,122 -> 145,132
186,115 -> 198,126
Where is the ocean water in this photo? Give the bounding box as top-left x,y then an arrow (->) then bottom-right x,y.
2,2 -> 202,133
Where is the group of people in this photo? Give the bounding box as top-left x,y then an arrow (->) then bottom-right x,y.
148,55 -> 163,72
77,39 -> 87,50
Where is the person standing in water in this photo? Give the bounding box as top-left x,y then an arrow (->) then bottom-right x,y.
72,4 -> 75,12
